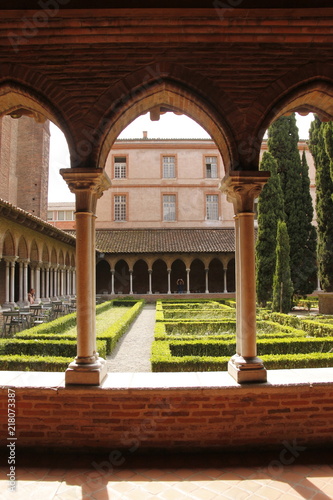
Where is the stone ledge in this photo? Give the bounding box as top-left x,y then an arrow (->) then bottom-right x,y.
1,367 -> 333,391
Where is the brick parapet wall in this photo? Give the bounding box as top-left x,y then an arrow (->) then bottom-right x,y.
1,371 -> 333,452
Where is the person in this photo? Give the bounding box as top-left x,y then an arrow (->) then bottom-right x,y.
176,278 -> 184,294
27,288 -> 35,304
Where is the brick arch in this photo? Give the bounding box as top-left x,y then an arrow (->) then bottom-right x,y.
251,63 -> 333,147
30,240 -> 39,263
90,75 -> 239,174
18,236 -> 28,260
2,230 -> 16,257
0,76 -> 76,151
42,244 -> 50,264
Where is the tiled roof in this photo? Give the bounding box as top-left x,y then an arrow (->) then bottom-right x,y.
94,228 -> 235,254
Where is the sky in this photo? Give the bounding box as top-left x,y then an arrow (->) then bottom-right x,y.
48,112 -> 315,203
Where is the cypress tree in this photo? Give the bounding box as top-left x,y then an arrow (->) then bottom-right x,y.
309,117 -> 333,291
268,113 -> 316,296
256,152 -> 285,306
272,220 -> 293,313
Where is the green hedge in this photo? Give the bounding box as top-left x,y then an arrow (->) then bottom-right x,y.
0,355 -> 71,371
0,338 -> 107,358
151,341 -> 333,372
166,337 -> 333,357
300,320 -> 333,337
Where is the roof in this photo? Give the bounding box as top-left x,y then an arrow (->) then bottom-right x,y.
93,228 -> 235,254
0,198 -> 76,247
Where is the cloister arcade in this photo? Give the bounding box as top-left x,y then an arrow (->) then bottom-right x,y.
0,4 -> 333,389
96,255 -> 235,296
0,200 -> 76,306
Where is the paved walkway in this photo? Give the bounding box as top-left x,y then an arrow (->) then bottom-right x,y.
107,304 -> 156,372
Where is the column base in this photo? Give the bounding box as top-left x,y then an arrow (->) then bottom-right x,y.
65,357 -> 107,386
228,354 -> 267,383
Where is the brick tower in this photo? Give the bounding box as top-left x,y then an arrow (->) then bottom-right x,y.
0,115 -> 50,220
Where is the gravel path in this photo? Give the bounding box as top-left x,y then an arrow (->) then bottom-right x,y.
107,303 -> 156,372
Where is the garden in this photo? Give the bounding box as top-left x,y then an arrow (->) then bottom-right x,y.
0,299 -> 144,372
151,298 -> 333,372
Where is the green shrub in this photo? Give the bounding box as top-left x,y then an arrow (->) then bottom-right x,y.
0,355 -> 71,371
0,338 -> 107,358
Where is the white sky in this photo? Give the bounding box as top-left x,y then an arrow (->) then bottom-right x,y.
48,112 -> 315,203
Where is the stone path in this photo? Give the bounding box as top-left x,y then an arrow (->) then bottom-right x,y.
107,303 -> 156,372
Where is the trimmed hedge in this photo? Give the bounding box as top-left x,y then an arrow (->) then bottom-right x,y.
1,299 -> 145,371
0,355 -> 71,372
151,341 -> 333,372
0,338 -> 107,358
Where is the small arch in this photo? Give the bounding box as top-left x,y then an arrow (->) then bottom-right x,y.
30,240 -> 39,263
2,230 -> 16,257
152,259 -> 168,294
42,244 -> 49,264
18,236 -> 28,260
208,258 -> 224,293
133,259 -> 149,294
190,258 -> 205,293
171,259 -> 186,293
227,258 -> 236,293
96,259 -> 111,294
114,259 -> 130,294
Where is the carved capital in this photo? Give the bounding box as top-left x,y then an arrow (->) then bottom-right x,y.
60,168 -> 111,213
220,170 -> 270,214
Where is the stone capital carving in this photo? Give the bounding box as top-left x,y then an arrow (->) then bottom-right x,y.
220,170 -> 270,214
60,168 -> 111,213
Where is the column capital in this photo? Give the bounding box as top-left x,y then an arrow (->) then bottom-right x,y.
220,170 -> 270,214
60,167 -> 111,213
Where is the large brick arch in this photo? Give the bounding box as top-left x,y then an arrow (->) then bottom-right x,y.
0,70 -> 76,151
252,63 -> 333,144
86,68 -> 241,174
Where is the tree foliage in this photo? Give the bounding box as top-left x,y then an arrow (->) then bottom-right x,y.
268,113 -> 316,295
272,220 -> 294,313
256,152 -> 285,306
309,117 -> 333,292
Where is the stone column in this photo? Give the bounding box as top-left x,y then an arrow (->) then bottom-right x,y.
45,265 -> 50,299
111,269 -> 115,295
4,259 -> 10,304
186,268 -> 190,294
41,266 -> 46,300
167,269 -> 171,294
10,258 -> 17,304
23,260 -> 29,305
148,269 -> 152,294
35,263 -> 41,302
61,167 -> 111,385
223,267 -> 228,293
129,269 -> 133,295
18,260 -> 24,304
205,268 -> 209,294
221,171 -> 269,383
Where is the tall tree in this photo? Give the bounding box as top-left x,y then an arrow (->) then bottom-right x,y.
272,220 -> 293,313
256,152 -> 285,306
309,117 -> 333,291
268,113 -> 316,296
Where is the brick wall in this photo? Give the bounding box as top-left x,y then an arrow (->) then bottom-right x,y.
1,376 -> 332,452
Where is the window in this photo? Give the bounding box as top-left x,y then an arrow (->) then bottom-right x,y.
205,156 -> 218,178
57,211 -> 65,221
206,195 -> 219,220
163,195 -> 176,221
162,156 -> 176,178
56,210 -> 74,221
47,211 -> 53,221
114,156 -> 127,178
114,195 -> 126,221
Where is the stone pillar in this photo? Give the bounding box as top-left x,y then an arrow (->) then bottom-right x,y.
45,265 -> 50,299
221,171 -> 269,383
4,259 -> 10,304
148,269 -> 152,294
18,260 -> 24,304
35,263 -> 41,302
129,269 -> 133,294
61,167 -> 111,385
205,268 -> 209,294
41,266 -> 46,299
167,269 -> 171,294
223,267 -> 228,293
111,269 -> 115,295
186,268 -> 190,294
23,260 -> 29,305
10,258 -> 16,304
